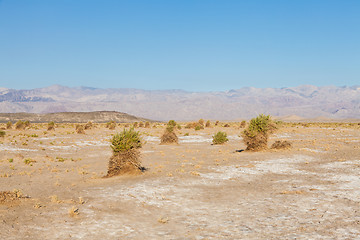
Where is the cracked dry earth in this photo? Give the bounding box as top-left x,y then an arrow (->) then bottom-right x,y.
0,123 -> 360,239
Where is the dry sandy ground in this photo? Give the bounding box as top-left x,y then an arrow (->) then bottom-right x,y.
0,122 -> 359,239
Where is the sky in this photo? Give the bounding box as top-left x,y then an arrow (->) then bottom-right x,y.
0,0 -> 359,92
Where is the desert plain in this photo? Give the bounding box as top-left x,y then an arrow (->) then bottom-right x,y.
0,121 -> 360,239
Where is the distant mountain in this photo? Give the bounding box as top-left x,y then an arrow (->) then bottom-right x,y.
0,85 -> 359,121
0,111 -> 150,123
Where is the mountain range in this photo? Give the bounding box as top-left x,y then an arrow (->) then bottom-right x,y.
0,85 -> 359,121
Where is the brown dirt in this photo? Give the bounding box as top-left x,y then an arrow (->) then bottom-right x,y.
0,122 -> 359,239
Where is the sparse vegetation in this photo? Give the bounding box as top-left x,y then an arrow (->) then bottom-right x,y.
106,128 -> 144,177
271,140 -> 292,150
161,120 -> 178,144
106,121 -> 116,130
47,121 -> 55,131
6,121 -> 12,129
84,121 -> 93,130
205,120 -> 211,127
75,124 -> 85,134
242,114 -> 277,151
212,131 -> 229,145
15,120 -> 25,130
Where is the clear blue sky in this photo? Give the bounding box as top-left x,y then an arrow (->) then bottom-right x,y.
0,0 -> 359,91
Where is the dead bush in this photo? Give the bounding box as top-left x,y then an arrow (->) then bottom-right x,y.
84,121 -> 93,130
75,124 -> 85,134
271,140 -> 292,150
145,122 -> 150,128
15,120 -> 25,130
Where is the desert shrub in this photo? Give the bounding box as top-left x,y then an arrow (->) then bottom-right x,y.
223,123 -> 230,127
47,121 -> 55,131
15,120 -> 25,130
215,120 -> 220,126
271,140 -> 292,150
24,120 -> 31,128
0,130 -> 5,138
205,120 -> 211,128
160,120 -> 178,144
107,121 -> 116,130
144,122 -> 150,128
240,120 -> 246,128
177,124 -> 182,130
110,128 -> 142,153
84,121 -> 93,130
212,131 -> 228,145
75,124 -> 85,134
198,119 -> 204,127
106,128 -> 144,177
195,125 -> 202,131
242,114 -> 277,151
138,122 -> 144,128
133,122 -> 138,128
6,121 -> 12,129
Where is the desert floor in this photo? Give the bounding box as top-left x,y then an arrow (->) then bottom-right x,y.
0,122 -> 360,239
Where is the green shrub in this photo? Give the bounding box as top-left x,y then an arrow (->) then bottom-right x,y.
212,131 -> 228,145
110,128 -> 142,153
47,121 -> 55,131
195,125 -> 202,131
107,128 -> 144,177
240,120 -> 246,128
242,114 -> 277,151
205,120 -> 211,128
160,121 -> 178,144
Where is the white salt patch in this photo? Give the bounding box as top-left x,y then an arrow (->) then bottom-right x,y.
300,148 -> 326,153
75,140 -> 109,147
179,135 -> 212,143
0,145 -> 38,152
228,135 -> 242,140
143,136 -> 160,142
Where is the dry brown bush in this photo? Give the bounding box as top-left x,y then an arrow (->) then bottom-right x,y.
106,149 -> 142,176
84,121 -> 93,130
205,120 -> 211,127
271,140 -> 292,150
75,124 -> 85,134
161,130 -> 178,144
145,122 -> 150,128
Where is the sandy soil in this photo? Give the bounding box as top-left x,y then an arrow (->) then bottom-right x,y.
0,122 -> 359,239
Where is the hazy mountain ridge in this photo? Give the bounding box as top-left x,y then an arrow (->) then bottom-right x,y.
0,85 -> 359,120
